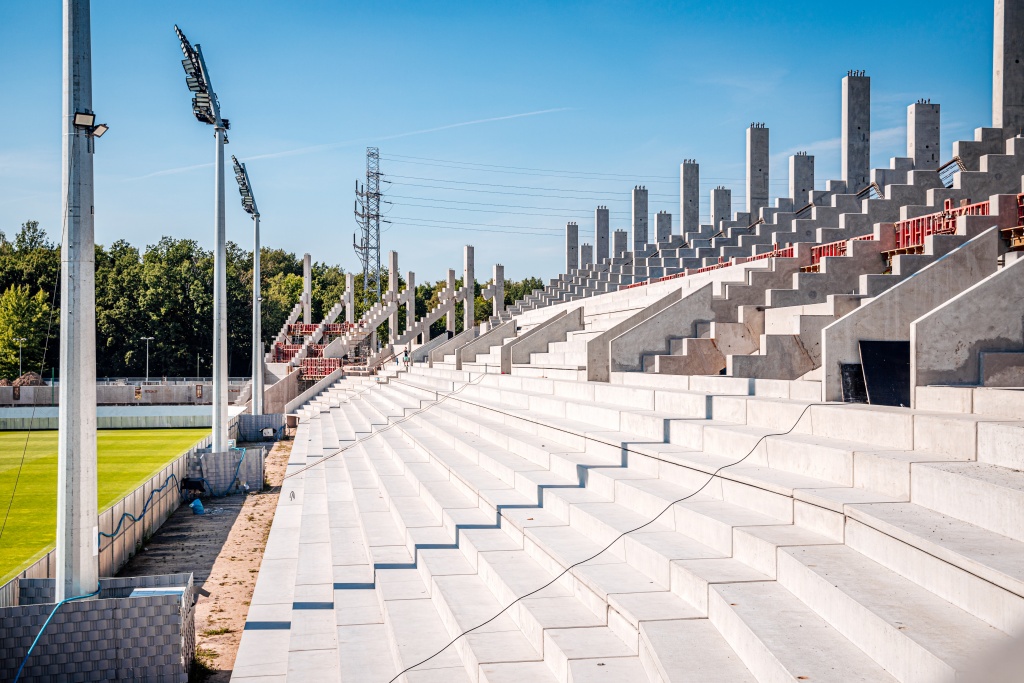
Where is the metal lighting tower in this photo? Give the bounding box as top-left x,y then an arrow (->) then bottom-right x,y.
58,0 -> 108,601
175,24 -> 230,453
354,147 -> 384,302
232,155 -> 263,416
14,337 -> 26,377
140,336 -> 154,382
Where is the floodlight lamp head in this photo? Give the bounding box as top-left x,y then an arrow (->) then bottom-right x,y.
73,111 -> 95,128
174,24 -> 223,127
91,123 -> 109,138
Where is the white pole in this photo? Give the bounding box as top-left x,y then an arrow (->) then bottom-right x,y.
57,0 -> 99,601
252,214 -> 263,415
212,126 -> 228,452
145,339 -> 149,381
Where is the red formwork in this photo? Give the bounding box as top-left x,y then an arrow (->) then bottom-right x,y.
271,344 -> 303,362
734,246 -> 794,265
809,234 -> 875,267
287,323 -> 320,336
893,198 -> 990,250
301,356 -> 341,379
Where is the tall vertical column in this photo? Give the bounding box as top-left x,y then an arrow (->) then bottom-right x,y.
491,264 -> 504,315
631,186 -> 648,253
58,0 -> 99,601
994,0 -> 1024,136
680,159 -> 699,237
445,268 -> 456,333
654,211 -> 672,244
404,270 -> 415,339
580,244 -> 593,266
789,152 -> 814,207
594,207 -> 609,263
908,100 -> 941,170
613,230 -> 627,257
463,245 -> 475,332
251,215 -> 263,416
711,186 -> 731,230
302,253 -> 312,325
565,222 -> 579,272
842,71 -> 871,192
387,250 -> 398,343
746,123 -> 769,218
344,272 -> 354,324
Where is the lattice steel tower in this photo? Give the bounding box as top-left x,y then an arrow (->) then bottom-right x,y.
354,147 -> 383,301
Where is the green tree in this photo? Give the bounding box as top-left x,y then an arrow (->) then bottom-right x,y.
0,285 -> 53,381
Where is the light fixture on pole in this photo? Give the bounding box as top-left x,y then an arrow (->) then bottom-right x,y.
175,24 -> 230,453
231,155 -> 264,416
139,337 -> 154,383
14,337 -> 26,377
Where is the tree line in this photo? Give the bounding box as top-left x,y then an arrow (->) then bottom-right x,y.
0,221 -> 543,381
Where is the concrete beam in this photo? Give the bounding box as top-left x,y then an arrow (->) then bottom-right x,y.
994,0 -> 1024,135
790,152 -> 814,207
595,206 -> 609,263
908,100 -> 941,171
680,160 -> 700,237
566,222 -> 579,273
746,123 -> 769,217
842,71 -> 871,192
632,186 -> 649,253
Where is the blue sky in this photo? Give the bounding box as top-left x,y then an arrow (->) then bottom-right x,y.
0,1 -> 994,282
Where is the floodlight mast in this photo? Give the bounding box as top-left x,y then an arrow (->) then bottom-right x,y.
175,24 -> 230,452
232,155 -> 263,416
57,0 -> 100,601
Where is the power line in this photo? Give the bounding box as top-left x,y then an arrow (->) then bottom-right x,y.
389,222 -> 561,237
388,174 -> 681,198
389,193 -> 631,215
390,215 -> 562,232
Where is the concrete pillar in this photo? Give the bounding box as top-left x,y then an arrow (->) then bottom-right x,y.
387,250 -> 398,343
344,272 -> 354,324
654,211 -> 672,244
613,230 -> 627,257
302,253 -> 312,325
842,71 -> 871,192
580,243 -> 593,266
631,186 -> 648,253
746,123 -> 769,217
491,264 -> 504,314
680,159 -> 699,236
711,186 -> 732,230
251,214 -> 263,416
565,221 -> 579,272
789,152 -> 814,207
404,270 -> 415,337
994,0 -> 1024,136
908,100 -> 941,171
595,206 -> 609,263
463,245 -> 475,332
57,0 -> 99,600
446,268 -> 456,333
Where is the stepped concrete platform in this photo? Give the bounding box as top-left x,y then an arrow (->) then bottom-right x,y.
235,363 -> 1024,682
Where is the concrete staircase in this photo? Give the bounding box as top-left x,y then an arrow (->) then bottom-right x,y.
236,364 -> 1024,682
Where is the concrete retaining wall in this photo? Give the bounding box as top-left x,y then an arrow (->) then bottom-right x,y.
264,368 -> 301,415
587,287 -> 683,382
609,283 -> 714,373
911,256 -> 1024,390
0,405 -> 246,431
503,308 -> 580,373
284,367 -> 344,415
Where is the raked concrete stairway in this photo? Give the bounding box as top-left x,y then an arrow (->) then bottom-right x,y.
234,364 -> 1024,682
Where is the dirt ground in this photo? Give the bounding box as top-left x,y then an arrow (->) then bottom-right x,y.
118,438 -> 292,682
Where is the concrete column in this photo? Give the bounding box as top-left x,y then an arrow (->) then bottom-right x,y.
491,264 -> 504,314
789,152 -> 814,207
746,123 -> 769,217
446,268 -> 456,333
580,243 -> 593,266
463,245 -> 475,332
344,272 -> 354,324
251,214 -> 263,416
842,71 -> 871,192
387,250 -> 398,343
654,211 -> 672,244
594,206 -> 609,263
631,186 -> 648,253
907,100 -> 941,171
711,186 -> 731,230
565,221 -> 579,272
57,0 -> 99,600
995,0 -> 1024,136
212,132 -> 228,453
404,270 -> 415,337
302,253 -> 312,325
680,159 -> 699,237
613,230 -> 627,257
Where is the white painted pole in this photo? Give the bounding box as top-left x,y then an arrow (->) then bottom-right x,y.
212,126 -> 228,452
57,0 -> 99,601
252,214 -> 263,416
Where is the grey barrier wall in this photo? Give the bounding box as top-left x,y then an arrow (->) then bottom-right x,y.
0,573 -> 195,682
0,381 -> 247,407
0,415 -> 239,605
0,405 -> 229,431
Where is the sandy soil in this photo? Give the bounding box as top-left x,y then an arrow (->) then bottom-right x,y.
118,438 -> 292,681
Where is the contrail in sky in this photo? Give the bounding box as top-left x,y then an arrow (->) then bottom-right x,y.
132,107 -> 571,180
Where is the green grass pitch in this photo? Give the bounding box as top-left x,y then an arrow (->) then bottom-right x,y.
0,429 -> 207,582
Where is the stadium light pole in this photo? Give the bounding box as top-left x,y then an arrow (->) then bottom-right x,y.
57,0 -> 107,601
140,336 -> 154,382
231,155 -> 263,416
14,337 -> 26,377
175,24 -> 230,452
